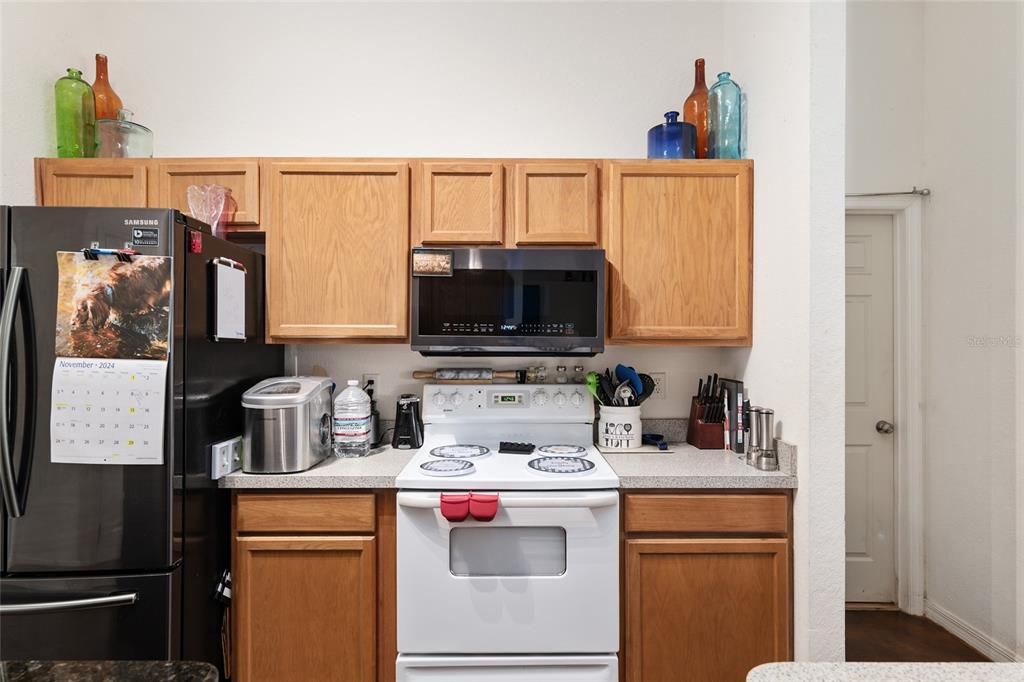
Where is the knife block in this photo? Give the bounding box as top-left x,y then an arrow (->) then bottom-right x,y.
686,397 -> 725,449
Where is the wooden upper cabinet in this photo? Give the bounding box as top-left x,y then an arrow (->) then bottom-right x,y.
512,161 -> 599,245
36,158 -> 151,208
415,161 -> 504,244
625,538 -> 790,682
234,535 -> 376,682
263,160 -> 410,340
154,158 -> 260,230
604,160 -> 753,344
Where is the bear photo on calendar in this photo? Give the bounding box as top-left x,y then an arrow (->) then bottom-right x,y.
55,251 -> 173,361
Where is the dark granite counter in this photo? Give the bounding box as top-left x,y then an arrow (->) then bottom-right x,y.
0,661 -> 217,682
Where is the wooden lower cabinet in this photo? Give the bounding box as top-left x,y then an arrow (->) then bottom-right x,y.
234,536 -> 376,682
232,491 -> 395,682
624,534 -> 791,682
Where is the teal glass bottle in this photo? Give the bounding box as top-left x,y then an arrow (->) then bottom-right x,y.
708,71 -> 742,159
55,68 -> 96,158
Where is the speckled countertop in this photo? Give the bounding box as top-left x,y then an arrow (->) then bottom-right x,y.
0,660 -> 218,682
220,442 -> 796,489
747,662 -> 1024,681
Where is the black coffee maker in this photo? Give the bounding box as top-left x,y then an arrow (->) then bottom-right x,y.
392,394 -> 424,449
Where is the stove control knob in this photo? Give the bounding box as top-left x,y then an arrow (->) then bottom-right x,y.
570,391 -> 585,407
450,391 -> 465,407
553,391 -> 567,407
532,390 -> 549,407
431,391 -> 448,407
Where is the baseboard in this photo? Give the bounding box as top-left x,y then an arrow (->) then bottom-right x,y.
924,599 -> 1022,662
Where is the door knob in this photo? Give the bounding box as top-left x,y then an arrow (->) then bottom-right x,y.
876,420 -> 895,434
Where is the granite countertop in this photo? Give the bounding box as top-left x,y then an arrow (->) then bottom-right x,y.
605,443 -> 797,488
0,660 -> 218,682
220,442 -> 796,489
219,445 -> 413,489
747,662 -> 1024,681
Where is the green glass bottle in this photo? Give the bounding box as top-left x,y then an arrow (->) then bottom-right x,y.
55,68 -> 96,158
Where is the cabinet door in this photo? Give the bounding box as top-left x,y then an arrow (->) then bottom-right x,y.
605,161 -> 753,343
37,158 -> 151,207
415,161 -> 504,244
154,158 -> 260,230
512,161 -> 599,245
625,538 -> 790,682
235,536 -> 376,682
264,160 -> 409,339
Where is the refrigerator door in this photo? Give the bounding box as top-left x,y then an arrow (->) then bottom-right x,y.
0,569 -> 179,660
2,207 -> 177,573
179,232 -> 282,668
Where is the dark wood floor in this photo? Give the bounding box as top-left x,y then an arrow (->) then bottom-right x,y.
846,610 -> 989,662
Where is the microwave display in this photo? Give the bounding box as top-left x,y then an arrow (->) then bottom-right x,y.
416,270 -> 598,337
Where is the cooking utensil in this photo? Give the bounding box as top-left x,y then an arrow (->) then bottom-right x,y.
614,364 -> 643,395
413,368 -> 518,383
637,374 -> 657,404
585,372 -> 604,405
599,373 -> 617,407
642,433 -> 669,451
614,381 -> 636,407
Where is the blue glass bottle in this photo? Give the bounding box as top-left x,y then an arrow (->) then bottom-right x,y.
708,72 -> 742,159
647,111 -> 696,159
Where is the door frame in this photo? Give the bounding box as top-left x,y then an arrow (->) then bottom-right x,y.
845,195 -> 924,615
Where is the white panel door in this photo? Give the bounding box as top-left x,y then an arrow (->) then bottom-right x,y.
845,213 -> 897,603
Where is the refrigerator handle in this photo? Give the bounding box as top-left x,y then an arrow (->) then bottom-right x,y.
0,266 -> 25,517
0,591 -> 139,615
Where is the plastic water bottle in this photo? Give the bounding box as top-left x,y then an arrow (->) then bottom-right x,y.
333,380 -> 371,457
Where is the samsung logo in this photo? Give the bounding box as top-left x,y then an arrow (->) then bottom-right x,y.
124,219 -> 159,226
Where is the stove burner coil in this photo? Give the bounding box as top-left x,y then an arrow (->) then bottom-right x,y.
420,459 -> 476,476
527,456 -> 596,475
537,444 -> 587,456
429,445 -> 491,459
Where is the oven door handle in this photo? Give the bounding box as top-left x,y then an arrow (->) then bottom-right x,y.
397,490 -> 619,510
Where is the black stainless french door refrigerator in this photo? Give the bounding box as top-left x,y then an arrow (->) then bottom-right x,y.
0,207 -> 283,669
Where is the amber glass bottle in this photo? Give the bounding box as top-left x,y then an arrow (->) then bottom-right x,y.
682,58 -> 709,159
92,54 -> 123,120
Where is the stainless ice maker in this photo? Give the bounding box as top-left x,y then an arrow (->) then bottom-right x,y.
242,376 -> 334,473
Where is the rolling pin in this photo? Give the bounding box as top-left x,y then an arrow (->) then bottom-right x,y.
413,369 -> 519,383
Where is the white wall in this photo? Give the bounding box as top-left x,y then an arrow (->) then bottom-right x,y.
847,0 -> 1022,661
1,1 -> 848,660
719,1 -> 847,661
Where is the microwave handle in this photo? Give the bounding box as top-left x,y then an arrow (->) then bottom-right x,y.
397,490 -> 618,510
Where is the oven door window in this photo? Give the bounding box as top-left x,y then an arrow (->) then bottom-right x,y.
418,270 -> 598,337
449,527 -> 567,577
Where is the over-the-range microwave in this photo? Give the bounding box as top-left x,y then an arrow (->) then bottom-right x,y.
410,248 -> 605,356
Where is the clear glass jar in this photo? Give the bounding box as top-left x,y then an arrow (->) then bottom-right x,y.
555,366 -> 569,384
95,109 -> 153,158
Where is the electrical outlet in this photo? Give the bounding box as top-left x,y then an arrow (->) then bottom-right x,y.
211,436 -> 243,480
650,372 -> 667,400
362,373 -> 380,396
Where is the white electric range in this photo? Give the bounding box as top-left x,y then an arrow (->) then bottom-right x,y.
395,384 -> 619,682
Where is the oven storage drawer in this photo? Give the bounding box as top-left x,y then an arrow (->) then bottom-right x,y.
396,490 -> 619,654
397,654 -> 618,682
